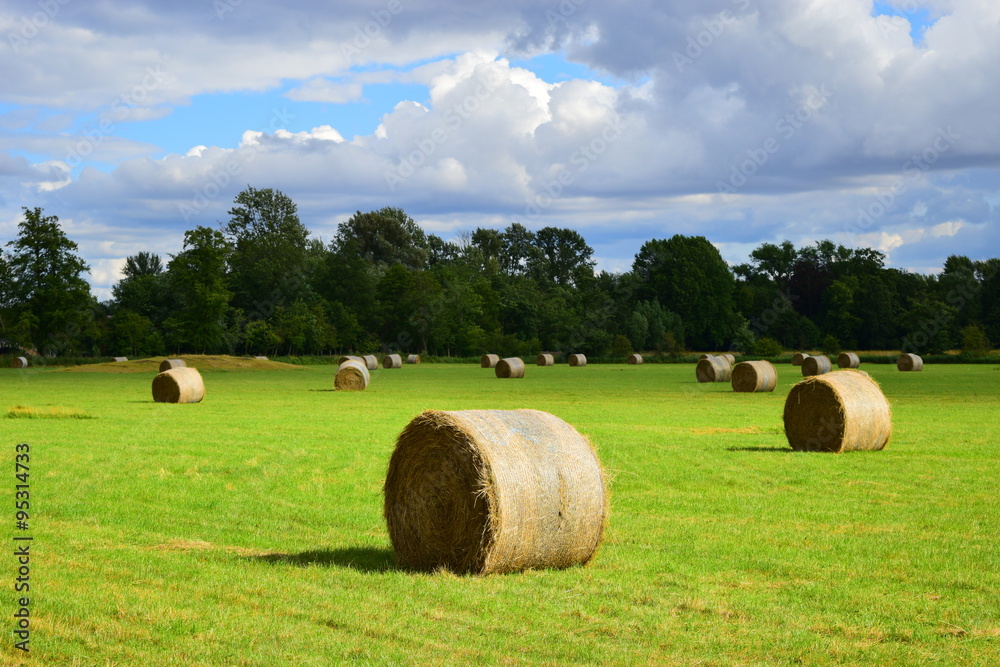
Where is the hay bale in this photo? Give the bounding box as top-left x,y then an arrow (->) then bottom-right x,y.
837,352 -> 860,369
335,360 -> 370,391
113,357 -> 128,362
696,356 -> 731,383
722,353 -> 736,365
253,355 -> 268,361
152,367 -> 205,404
495,358 -> 525,378
783,370 -> 892,452
361,355 -> 378,371
792,352 -> 807,366
801,355 -> 832,377
384,409 -> 608,574
481,354 -> 499,368
568,353 -> 587,367
159,358 -> 187,372
383,354 -> 403,369
407,354 -> 420,364
699,354 -> 713,360
897,353 -> 923,372
338,355 -> 363,365
536,353 -> 554,366
627,353 -> 643,365
731,360 -> 777,393
12,357 -> 28,369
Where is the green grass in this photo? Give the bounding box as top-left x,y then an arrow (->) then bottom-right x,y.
1,363 -> 998,665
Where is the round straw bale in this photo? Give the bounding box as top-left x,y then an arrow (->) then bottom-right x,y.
361,355 -> 378,371
837,352 -> 860,369
536,353 -> 554,366
731,360 -> 777,393
152,367 -> 205,404
792,352 -> 807,366
159,358 -> 187,372
335,360 -> 370,391
113,356 -> 128,362
722,353 -> 736,365
897,353 -> 923,372
783,370 -> 892,452
338,355 -> 363,365
699,354 -> 713,360
481,354 -> 499,368
495,357 -> 525,379
383,354 -> 403,369
253,355 -> 268,360
407,354 -> 420,364
384,409 -> 608,574
627,353 -> 643,365
696,355 -> 731,383
802,355 -> 832,377
568,353 -> 587,367
12,356 -> 28,369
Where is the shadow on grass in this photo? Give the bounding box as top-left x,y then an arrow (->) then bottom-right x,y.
726,446 -> 794,453
252,546 -> 398,573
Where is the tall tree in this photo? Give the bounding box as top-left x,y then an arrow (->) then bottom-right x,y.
164,226 -> 232,353
335,207 -> 428,269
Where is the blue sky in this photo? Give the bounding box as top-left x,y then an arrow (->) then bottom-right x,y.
1,1 -> 998,298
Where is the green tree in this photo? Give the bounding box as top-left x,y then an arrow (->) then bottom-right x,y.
534,227 -> 596,287
335,207 -> 428,269
112,252 -> 166,321
164,227 -> 232,353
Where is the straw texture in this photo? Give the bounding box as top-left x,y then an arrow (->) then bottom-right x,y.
159,359 -> 187,372
731,360 -> 777,392
783,370 -> 892,452
481,354 -> 499,368
568,354 -> 587,367
802,355 -> 832,377
627,353 -> 643,365
407,354 -> 420,364
792,352 -> 807,366
384,409 -> 608,574
362,355 -> 378,371
383,354 -> 403,369
837,352 -> 860,369
696,355 -> 731,383
722,353 -> 736,365
495,358 -> 525,378
338,355 -> 363,365
897,353 -> 923,371
335,360 -> 370,391
536,353 -> 554,366
152,367 -> 205,404
12,356 -> 28,369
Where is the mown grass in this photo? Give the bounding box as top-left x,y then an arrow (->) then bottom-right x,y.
1,362 -> 998,665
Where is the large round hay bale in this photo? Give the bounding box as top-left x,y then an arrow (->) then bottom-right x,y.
801,355 -> 832,377
627,353 -> 643,365
12,357 -> 28,369
383,354 -> 403,369
152,367 -> 205,404
837,352 -> 860,369
731,360 -> 777,393
536,353 -> 554,366
495,358 -> 525,379
384,409 -> 608,574
783,370 -> 892,452
696,355 -> 731,383
897,353 -> 923,372
338,355 -> 362,365
335,360 -> 370,391
480,354 -> 499,368
159,358 -> 187,372
113,356 -> 128,362
568,353 -> 587,367
361,355 -> 378,371
722,353 -> 736,365
407,354 -> 420,364
699,354 -> 713,360
792,352 -> 807,366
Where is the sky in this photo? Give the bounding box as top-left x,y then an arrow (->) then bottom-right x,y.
2,0 -> 999,300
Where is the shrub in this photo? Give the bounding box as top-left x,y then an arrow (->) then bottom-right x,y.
609,334 -> 632,358
820,334 -> 841,357
753,337 -> 783,358
960,324 -> 991,357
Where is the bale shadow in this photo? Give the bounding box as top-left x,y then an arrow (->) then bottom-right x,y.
726,446 -> 794,453
252,546 -> 397,573
308,389 -> 337,392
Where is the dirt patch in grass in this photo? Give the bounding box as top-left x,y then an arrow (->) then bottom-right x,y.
689,426 -> 762,435
58,355 -> 305,373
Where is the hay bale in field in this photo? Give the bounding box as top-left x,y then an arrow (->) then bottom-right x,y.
407,354 -> 420,364
361,355 -> 378,371
897,353 -> 923,372
335,360 -> 370,391
792,352 -> 807,366
338,355 -> 363,365
152,367 -> 205,404
837,352 -> 860,369
480,354 -> 499,368
253,355 -> 268,361
159,358 -> 187,372
536,353 -> 554,366
722,353 -> 736,365
627,353 -> 643,365
699,354 -> 713,360
113,356 -> 128,362
731,360 -> 777,393
383,354 -> 403,369
568,353 -> 587,367
384,409 -> 608,574
495,358 -> 525,378
801,355 -> 832,377
12,357 -> 28,369
783,370 -> 892,452
696,355 -> 731,383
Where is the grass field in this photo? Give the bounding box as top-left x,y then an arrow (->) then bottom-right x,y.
2,360 -> 998,665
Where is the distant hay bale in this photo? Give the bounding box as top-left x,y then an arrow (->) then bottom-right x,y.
159,359 -> 187,372
536,353 -> 554,366
481,354 -> 499,368
495,358 -> 525,379
361,355 -> 378,371
152,367 -> 205,404
801,355 -> 832,377
407,354 -> 420,364
338,355 -> 363,365
837,352 -> 860,369
722,353 -> 736,365
384,409 -> 608,574
783,370 -> 892,452
568,353 -> 587,367
627,353 -> 643,365
12,357 -> 28,369
699,354 -> 713,360
113,357 -> 128,362
897,353 -> 923,372
696,355 -> 731,383
731,360 -> 777,393
383,354 -> 403,369
335,360 -> 370,391
792,353 -> 807,366
253,355 -> 268,361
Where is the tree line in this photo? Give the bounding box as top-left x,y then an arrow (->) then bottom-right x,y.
2,186 -> 997,360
